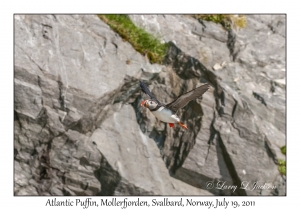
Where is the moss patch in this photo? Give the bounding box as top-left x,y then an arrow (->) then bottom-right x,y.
278,159 -> 286,175
277,146 -> 286,175
280,145 -> 286,155
192,14 -> 247,30
98,15 -> 168,64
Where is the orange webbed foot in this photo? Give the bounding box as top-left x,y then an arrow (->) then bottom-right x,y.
178,122 -> 188,130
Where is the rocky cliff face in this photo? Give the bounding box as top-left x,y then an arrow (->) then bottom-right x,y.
14,14 -> 286,195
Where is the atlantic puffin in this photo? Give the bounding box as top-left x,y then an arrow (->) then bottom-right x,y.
140,81 -> 210,130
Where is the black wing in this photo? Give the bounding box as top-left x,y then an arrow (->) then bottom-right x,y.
166,83 -> 210,113
139,81 -> 162,105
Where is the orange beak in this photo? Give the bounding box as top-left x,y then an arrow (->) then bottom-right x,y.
140,100 -> 148,107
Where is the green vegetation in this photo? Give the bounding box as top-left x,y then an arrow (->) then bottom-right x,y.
278,159 -> 286,175
192,14 -> 247,30
277,145 -> 286,175
280,145 -> 286,155
98,15 -> 168,64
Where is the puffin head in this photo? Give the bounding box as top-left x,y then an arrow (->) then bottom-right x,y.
140,99 -> 158,110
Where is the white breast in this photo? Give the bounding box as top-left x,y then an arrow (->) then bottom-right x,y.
151,107 -> 180,123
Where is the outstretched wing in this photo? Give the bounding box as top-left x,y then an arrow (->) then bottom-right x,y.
139,81 -> 162,105
166,83 -> 210,113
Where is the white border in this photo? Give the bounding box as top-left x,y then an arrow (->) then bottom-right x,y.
3,0 -> 296,209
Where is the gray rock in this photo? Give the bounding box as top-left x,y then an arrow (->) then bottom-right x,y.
14,14 -> 285,196
14,14 -> 161,195
91,104 -> 211,195
129,14 -> 285,195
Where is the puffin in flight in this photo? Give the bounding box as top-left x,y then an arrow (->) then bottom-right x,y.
140,81 -> 210,130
